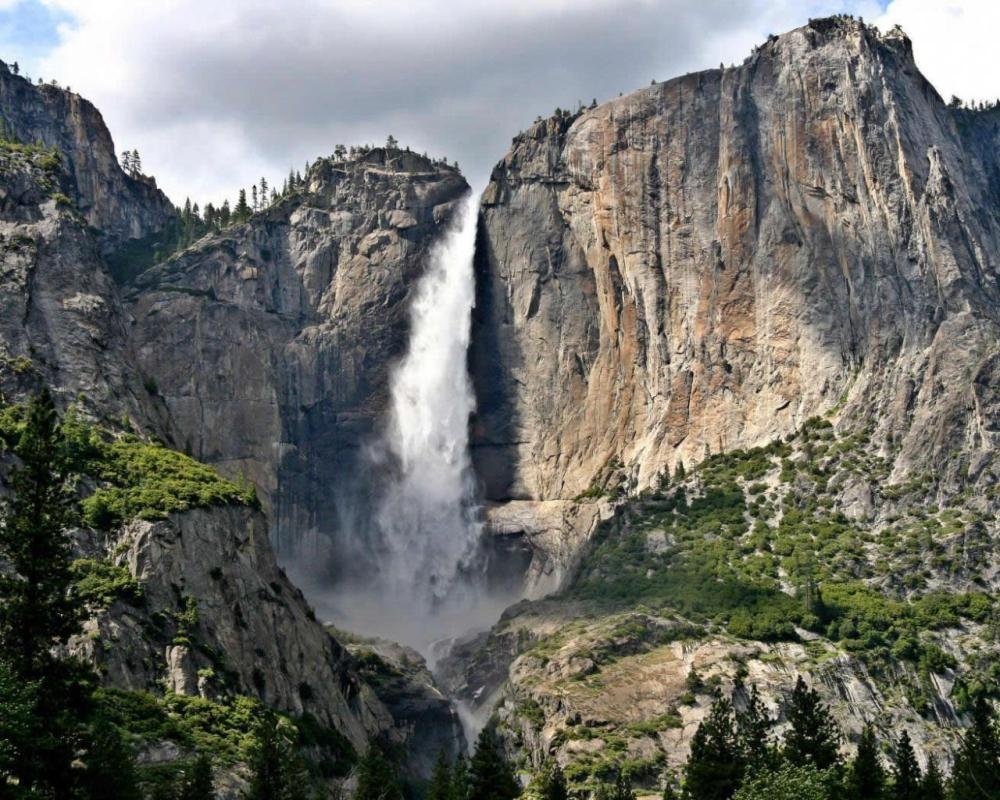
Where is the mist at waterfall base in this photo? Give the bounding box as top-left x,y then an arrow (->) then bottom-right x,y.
287,191 -> 524,656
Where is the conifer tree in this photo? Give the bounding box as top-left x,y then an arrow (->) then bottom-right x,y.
469,728 -> 519,800
220,199 -> 231,227
451,754 -> 471,800
246,711 -> 309,800
890,731 -> 921,800
235,189 -> 250,223
736,685 -> 774,767
78,716 -> 142,800
131,149 -> 141,174
428,751 -> 453,800
919,757 -> 944,800
528,758 -> 568,800
848,724 -> 885,800
783,677 -> 841,770
355,742 -> 403,800
948,698 -> 1000,800
682,697 -> 742,800
0,389 -> 94,796
251,185 -> 258,213
178,752 -> 215,800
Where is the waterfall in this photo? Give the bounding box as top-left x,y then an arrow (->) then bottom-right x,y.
374,191 -> 483,611
315,190 -> 515,653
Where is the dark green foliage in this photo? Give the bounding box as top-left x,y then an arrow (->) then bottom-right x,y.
529,758 -> 568,800
890,731 -> 921,800
81,433 -> 259,529
919,758 -> 944,800
78,715 -> 143,800
70,557 -> 145,607
451,754 -> 471,800
783,678 -> 841,770
429,751 -> 453,800
735,686 -> 774,768
594,772 -> 636,800
246,711 -> 310,800
355,742 -> 403,800
848,725 -> 885,800
682,697 -> 742,800
0,658 -> 35,795
469,727 -> 519,800
732,764 -> 832,800
178,752 -> 216,800
948,698 -> 1000,800
0,390 -> 97,796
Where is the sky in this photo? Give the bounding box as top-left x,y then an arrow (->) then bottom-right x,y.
0,0 -> 996,207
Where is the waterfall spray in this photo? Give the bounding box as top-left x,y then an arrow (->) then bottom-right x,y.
375,191 -> 483,609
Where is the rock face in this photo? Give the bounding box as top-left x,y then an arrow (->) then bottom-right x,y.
128,150 -> 468,551
73,506 -> 393,752
0,61 -> 175,253
471,17 -> 1000,508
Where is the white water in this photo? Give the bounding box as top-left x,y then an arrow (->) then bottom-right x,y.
318,191 -> 517,654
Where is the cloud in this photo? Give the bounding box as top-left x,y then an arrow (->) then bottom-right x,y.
874,0 -> 1000,104
30,0 -> 902,205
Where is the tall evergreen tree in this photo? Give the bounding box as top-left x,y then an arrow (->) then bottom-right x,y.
0,389 -> 95,796
736,686 -> 774,768
235,189 -> 250,222
919,758 -> 944,800
355,742 -> 403,800
948,699 -> 1000,800
683,697 -> 742,800
220,199 -> 231,227
246,711 -> 308,800
78,716 -> 142,800
783,677 -> 841,770
848,725 -> 885,800
528,758 -> 567,800
178,752 -> 215,800
428,751 -> 453,800
890,731 -> 921,800
469,728 -> 519,800
450,754 -> 471,800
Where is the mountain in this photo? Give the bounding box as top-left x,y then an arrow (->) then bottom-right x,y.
0,12 -> 998,798
445,14 -> 999,786
0,61 -> 465,795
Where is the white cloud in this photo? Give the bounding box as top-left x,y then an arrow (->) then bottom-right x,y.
874,0 -> 1000,104
34,0 -> 979,208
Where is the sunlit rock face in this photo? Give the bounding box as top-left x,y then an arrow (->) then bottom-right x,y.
127,149 -> 469,553
471,16 -> 1000,508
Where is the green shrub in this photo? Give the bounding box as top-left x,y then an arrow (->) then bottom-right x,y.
70,559 -> 144,608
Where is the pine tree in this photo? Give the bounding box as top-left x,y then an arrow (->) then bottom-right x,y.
919,758 -> 944,800
220,199 -> 231,228
948,698 -> 1000,800
528,758 -> 568,800
0,658 -> 35,788
783,677 -> 841,770
355,742 -> 403,800
428,751 -> 453,800
131,148 -> 141,175
78,716 -> 142,800
612,771 -> 636,800
121,150 -> 132,173
736,685 -> 774,767
251,185 -> 258,213
386,134 -> 398,149
178,752 -> 215,800
246,711 -> 309,800
675,461 -> 686,482
0,390 -> 94,796
469,728 -> 519,800
848,725 -> 885,800
235,189 -> 250,223
451,754 -> 471,800
682,697 -> 742,800
890,731 -> 921,800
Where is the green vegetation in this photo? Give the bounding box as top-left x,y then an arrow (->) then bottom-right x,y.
81,433 -> 258,529
70,558 -> 144,608
567,419 -> 997,682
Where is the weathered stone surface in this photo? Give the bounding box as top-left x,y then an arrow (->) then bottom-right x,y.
471,17 -> 1000,513
0,61 -> 175,252
128,149 -> 469,551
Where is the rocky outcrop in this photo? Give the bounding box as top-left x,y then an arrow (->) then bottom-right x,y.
0,61 -> 175,253
471,17 -> 1000,511
73,506 -> 393,752
128,149 -> 468,551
